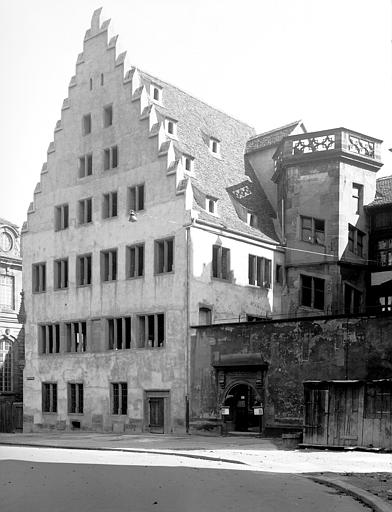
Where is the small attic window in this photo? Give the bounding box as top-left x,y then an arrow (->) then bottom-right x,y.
247,212 -> 258,227
209,138 -> 221,156
166,119 -> 177,138
152,85 -> 162,103
184,155 -> 194,172
206,197 -> 217,215
101,73 -> 104,86
89,78 -> 93,91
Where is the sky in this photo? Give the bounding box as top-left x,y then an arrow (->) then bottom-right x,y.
0,0 -> 391,228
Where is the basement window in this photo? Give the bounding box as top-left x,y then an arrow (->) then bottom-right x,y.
107,317 -> 131,350
137,313 -> 165,348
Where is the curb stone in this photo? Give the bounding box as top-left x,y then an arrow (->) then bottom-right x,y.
307,476 -> 392,512
0,441 -> 247,466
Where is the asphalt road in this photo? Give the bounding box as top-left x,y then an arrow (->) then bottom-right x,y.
0,447 -> 369,512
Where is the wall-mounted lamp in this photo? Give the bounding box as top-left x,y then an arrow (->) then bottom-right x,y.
128,210 -> 138,222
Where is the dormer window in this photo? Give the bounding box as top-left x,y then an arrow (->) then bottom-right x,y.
209,137 -> 221,156
183,155 -> 194,173
151,84 -> 162,103
166,118 -> 177,138
247,212 -> 258,227
206,197 -> 217,215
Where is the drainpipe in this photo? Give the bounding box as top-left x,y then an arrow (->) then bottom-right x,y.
185,221 -> 193,433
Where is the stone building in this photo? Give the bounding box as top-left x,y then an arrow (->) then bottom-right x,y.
22,9 -> 284,433
0,218 -> 24,405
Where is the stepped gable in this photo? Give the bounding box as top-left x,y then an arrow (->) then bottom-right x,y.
245,120 -> 305,153
138,70 -> 278,242
366,176 -> 392,208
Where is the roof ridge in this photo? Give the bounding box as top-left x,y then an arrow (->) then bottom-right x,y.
376,175 -> 392,182
248,120 -> 303,140
136,67 -> 255,130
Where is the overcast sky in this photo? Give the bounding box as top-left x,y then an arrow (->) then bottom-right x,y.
0,0 -> 391,228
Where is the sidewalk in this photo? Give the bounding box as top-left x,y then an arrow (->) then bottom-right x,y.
1,432 -> 391,510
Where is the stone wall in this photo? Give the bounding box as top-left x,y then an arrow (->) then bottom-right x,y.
190,313 -> 392,429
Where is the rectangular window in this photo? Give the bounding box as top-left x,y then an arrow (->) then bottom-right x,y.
155,238 -> 174,274
128,184 -> 145,212
199,307 -> 212,325
379,295 -> 392,312
276,264 -> 283,284
68,383 -> 84,414
101,249 -> 117,281
77,254 -> 92,286
212,245 -> 230,280
39,324 -> 60,354
104,145 -> 118,170
78,198 -> 92,224
107,317 -> 131,350
66,321 -> 87,352
126,244 -> 144,278
348,224 -> 365,257
344,284 -> 362,314
103,192 -> 118,219
210,137 -> 221,155
184,155 -> 194,172
301,275 -> 325,310
376,239 -> 392,267
137,313 -> 165,348
32,262 -> 46,293
103,104 -> 113,127
0,339 -> 12,392
111,382 -> 128,415
82,114 -> 91,135
352,183 -> 363,214
42,383 -> 57,413
301,216 -> 325,245
207,197 -> 217,214
0,274 -> 14,309
248,255 -> 272,287
79,154 -> 92,178
55,204 -> 69,231
54,258 -> 68,290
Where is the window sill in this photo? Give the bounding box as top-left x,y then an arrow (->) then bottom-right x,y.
54,288 -> 69,292
126,275 -> 144,280
33,290 -> 46,294
211,277 -> 231,283
42,412 -> 57,415
78,222 -> 93,227
102,279 -> 118,283
154,271 -> 174,276
77,283 -> 92,288
102,216 -> 118,221
68,412 -> 84,416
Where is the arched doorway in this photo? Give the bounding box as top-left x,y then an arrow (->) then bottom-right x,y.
223,383 -> 261,432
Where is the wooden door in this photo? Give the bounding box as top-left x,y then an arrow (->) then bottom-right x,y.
304,387 -> 329,445
149,397 -> 164,434
332,385 -> 359,446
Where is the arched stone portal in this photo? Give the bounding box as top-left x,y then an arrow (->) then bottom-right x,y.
224,382 -> 261,432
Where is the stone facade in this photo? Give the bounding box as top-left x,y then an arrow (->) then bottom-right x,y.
0,218 -> 24,402
22,10 -> 282,433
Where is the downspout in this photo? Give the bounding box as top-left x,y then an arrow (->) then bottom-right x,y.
185,221 -> 193,433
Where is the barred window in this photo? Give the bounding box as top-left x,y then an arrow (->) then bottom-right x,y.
68,383 -> 84,414
39,324 -> 60,354
66,321 -> 87,353
111,382 -> 127,415
107,317 -> 131,350
42,383 -> 57,413
137,313 -> 165,348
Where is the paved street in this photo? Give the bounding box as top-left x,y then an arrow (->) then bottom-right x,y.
0,446 -> 371,512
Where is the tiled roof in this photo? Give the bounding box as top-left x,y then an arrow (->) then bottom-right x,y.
0,217 -> 19,229
366,176 -> 392,208
245,120 -> 304,153
138,70 -> 279,243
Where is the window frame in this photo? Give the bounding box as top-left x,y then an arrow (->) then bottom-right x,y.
102,191 -> 118,219
82,114 -> 92,136
103,104 -> 113,128
76,253 -> 92,287
154,237 -> 174,274
55,203 -> 69,231
300,274 -> 325,310
126,243 -> 144,279
42,382 -> 57,413
248,254 -> 272,288
136,313 -> 165,348
0,273 -> 15,310
352,183 -> 363,214
32,262 -> 46,293
101,248 -> 118,282
78,153 -> 93,178
103,145 -> 118,171
212,245 -> 231,281
68,382 -> 84,414
107,316 -> 132,350
348,224 -> 365,257
65,321 -> 87,353
111,382 -> 128,415
78,197 -> 93,225
128,184 -> 145,212
300,216 -> 325,245
39,323 -> 60,354
54,258 -> 69,290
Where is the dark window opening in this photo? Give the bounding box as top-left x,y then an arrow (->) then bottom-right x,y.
32,263 -> 46,293
103,192 -> 118,218
155,238 -> 174,274
78,197 -> 92,224
212,245 -> 230,280
69,383 -> 84,414
42,383 -> 57,413
248,254 -> 272,287
128,184 -> 145,212
137,313 -> 165,348
301,216 -> 325,245
77,254 -> 92,286
107,317 -> 131,350
112,382 -> 127,415
54,258 -> 68,290
127,244 -> 144,278
101,249 -> 117,281
301,275 -> 325,310
82,114 -> 91,135
66,321 -> 87,353
55,204 -> 69,231
104,105 -> 113,127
